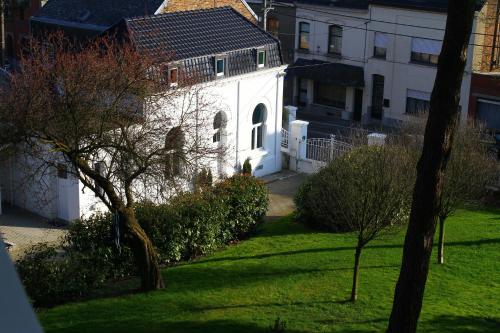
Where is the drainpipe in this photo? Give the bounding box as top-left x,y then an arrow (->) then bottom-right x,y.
490,0 -> 500,71
235,80 -> 240,171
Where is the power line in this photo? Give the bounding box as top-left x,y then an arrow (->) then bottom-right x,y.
284,2 -> 500,39
271,10 -> 499,49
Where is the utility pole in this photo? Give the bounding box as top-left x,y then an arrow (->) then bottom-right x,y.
263,0 -> 274,31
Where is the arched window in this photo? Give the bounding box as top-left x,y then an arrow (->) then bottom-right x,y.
251,104 -> 266,150
164,126 -> 184,177
213,111 -> 227,143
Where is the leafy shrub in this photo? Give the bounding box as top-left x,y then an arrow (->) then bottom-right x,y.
16,243 -> 116,307
17,174 -> 268,306
64,213 -> 135,279
242,158 -> 252,175
295,145 -> 414,232
214,174 -> 268,239
136,191 -> 230,263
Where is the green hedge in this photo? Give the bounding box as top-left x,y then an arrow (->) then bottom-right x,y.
16,174 -> 268,307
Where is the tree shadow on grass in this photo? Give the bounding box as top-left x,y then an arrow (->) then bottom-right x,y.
165,264 -> 400,295
421,315 -> 500,333
46,318 -> 311,333
190,238 -> 500,266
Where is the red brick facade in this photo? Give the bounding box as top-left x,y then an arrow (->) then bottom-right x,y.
468,73 -> 500,119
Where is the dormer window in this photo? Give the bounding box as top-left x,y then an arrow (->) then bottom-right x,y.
169,67 -> 178,87
216,58 -> 225,77
257,50 -> 266,68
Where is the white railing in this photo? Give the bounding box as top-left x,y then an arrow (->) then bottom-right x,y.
306,136 -> 352,163
281,128 -> 289,150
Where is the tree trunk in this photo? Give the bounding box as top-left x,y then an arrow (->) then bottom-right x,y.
350,245 -> 362,302
120,208 -> 165,291
387,1 -> 475,332
437,216 -> 445,265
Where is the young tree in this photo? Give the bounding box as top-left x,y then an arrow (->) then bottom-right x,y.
387,0 -> 477,331
437,125 -> 497,264
0,35 -> 223,290
296,144 -> 415,302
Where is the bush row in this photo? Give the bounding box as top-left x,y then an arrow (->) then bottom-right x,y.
17,174 -> 268,307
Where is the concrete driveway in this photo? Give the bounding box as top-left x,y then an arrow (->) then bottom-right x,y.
262,171 -> 307,221
0,206 -> 66,259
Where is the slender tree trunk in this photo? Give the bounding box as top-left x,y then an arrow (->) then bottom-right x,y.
437,216 -> 445,265
120,208 -> 165,291
387,1 -> 475,332
350,245 -> 362,302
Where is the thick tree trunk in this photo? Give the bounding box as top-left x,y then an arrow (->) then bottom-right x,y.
350,245 -> 362,302
387,1 -> 475,332
437,216 -> 446,265
120,208 -> 165,291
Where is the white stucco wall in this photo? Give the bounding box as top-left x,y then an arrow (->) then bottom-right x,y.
2,65 -> 287,222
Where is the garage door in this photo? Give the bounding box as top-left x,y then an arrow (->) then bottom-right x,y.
477,99 -> 500,132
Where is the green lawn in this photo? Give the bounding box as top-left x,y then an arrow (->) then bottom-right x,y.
38,207 -> 500,333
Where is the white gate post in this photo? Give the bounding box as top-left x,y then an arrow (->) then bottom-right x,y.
367,133 -> 387,146
289,120 -> 308,171
284,105 -> 297,128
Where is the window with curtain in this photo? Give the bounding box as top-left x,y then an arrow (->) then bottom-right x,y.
411,38 -> 441,65
251,104 -> 267,150
406,89 -> 431,115
299,22 -> 310,50
374,32 -> 388,59
328,25 -> 342,55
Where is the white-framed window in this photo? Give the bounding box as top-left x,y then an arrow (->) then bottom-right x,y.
406,89 -> 431,115
216,57 -> 225,77
257,49 -> 267,68
374,32 -> 388,59
213,111 -> 227,143
411,38 -> 442,65
168,67 -> 178,87
328,25 -> 342,55
251,104 -> 267,150
298,22 -> 310,50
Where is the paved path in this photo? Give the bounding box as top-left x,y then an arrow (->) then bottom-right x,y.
0,206 -> 66,259
262,171 -> 307,221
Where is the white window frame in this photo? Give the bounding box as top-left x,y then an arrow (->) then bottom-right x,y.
257,49 -> 267,68
168,66 -> 178,88
215,57 -> 226,77
251,123 -> 265,150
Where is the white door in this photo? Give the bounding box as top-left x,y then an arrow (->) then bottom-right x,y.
56,164 -> 79,222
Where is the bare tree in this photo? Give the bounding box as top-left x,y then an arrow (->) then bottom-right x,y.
0,34 -> 225,290
436,125 -> 497,264
387,0 -> 477,331
303,144 -> 415,302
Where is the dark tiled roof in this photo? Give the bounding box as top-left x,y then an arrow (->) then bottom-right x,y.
121,7 -> 280,61
33,0 -> 165,28
287,58 -> 364,87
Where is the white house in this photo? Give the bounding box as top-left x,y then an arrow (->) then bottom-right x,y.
0,7 -> 287,222
288,0 -> 483,127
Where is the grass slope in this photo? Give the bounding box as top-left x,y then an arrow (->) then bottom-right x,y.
39,208 -> 500,333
